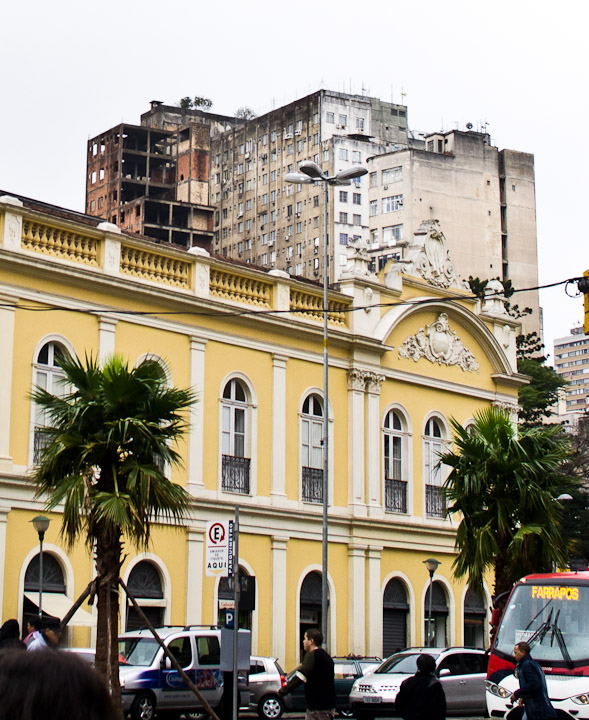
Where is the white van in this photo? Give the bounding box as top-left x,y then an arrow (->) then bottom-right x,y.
118,625 -> 251,720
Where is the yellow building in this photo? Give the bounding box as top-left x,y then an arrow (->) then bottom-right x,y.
0,194 -> 523,668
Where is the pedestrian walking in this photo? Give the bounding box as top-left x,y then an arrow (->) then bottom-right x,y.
279,628 -> 336,720
26,620 -> 61,651
23,618 -> 40,646
510,642 -> 556,720
395,653 -> 446,720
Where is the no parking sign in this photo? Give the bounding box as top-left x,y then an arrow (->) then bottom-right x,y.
205,520 -> 234,577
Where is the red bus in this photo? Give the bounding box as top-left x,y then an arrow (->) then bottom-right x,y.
486,571 -> 589,719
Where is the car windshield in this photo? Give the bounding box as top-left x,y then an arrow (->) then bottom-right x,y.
359,662 -> 380,674
495,583 -> 589,665
376,653 -> 439,674
119,637 -> 161,667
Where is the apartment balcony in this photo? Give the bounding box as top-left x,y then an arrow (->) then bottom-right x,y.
302,466 -> 323,503
33,427 -> 51,464
426,484 -> 445,518
385,477 -> 407,514
222,455 -> 250,494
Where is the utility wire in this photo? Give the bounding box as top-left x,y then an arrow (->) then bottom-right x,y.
0,276 -> 581,319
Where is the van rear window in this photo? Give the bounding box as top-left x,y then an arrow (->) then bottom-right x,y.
196,636 -> 220,665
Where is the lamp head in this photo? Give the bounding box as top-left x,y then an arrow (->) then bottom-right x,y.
298,161 -> 326,181
334,165 -> 368,181
31,515 -> 51,536
284,172 -> 314,185
423,558 -> 441,575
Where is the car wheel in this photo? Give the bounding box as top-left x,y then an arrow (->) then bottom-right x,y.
258,695 -> 284,720
130,693 -> 156,720
339,710 -> 354,718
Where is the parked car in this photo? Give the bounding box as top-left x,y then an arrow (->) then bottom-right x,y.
349,647 -> 488,719
248,656 -> 288,719
288,656 -> 381,717
63,647 -> 96,665
118,625 -> 251,720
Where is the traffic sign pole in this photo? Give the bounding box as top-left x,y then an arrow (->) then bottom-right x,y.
232,506 -> 240,720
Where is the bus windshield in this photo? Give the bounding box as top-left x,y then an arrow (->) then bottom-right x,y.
495,583 -> 589,665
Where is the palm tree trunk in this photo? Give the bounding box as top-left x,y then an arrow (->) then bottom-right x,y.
94,528 -> 124,720
494,534 -> 513,599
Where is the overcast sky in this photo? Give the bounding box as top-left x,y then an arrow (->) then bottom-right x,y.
1,0 -> 586,356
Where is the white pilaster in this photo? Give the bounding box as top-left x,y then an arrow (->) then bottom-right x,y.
366,373 -> 385,516
271,535 -> 288,665
186,527 -> 205,624
189,338 -> 207,494
348,543 -> 367,655
0,508 -> 9,620
366,545 -> 383,657
0,297 -> 16,464
98,317 -> 118,364
347,369 -> 366,513
271,355 -> 288,502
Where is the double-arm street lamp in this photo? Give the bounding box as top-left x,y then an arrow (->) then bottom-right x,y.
285,161 -> 367,646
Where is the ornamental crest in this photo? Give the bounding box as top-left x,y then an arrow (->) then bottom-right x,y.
398,313 -> 479,372
401,220 -> 461,289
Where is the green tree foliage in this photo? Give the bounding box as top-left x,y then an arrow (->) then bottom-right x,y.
235,106 -> 257,119
31,354 -> 195,715
441,407 -> 573,598
177,96 -> 213,111
193,96 -> 213,110
516,332 -> 568,426
559,416 -> 589,567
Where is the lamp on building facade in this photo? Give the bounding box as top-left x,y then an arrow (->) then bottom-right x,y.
31,515 -> 51,622
423,557 -> 441,647
285,161 -> 367,647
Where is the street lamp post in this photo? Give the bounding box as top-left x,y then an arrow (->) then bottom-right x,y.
31,515 -> 51,623
285,161 -> 367,647
423,558 -> 441,647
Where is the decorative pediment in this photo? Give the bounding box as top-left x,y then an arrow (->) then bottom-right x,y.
398,312 -> 479,372
400,220 -> 462,289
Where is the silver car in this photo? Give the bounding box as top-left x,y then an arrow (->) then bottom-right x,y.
349,647 -> 488,719
248,656 -> 289,719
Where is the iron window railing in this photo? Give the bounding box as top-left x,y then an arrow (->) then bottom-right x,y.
426,484 -> 446,518
33,427 -> 52,464
302,466 -> 323,503
222,455 -> 250,494
385,477 -> 407,514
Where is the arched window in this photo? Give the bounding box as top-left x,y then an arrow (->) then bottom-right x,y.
384,410 -> 407,513
301,394 -> 324,503
218,569 -> 255,630
383,578 -> 409,655
424,417 -> 445,518
125,561 -> 165,631
23,553 -> 66,625
464,587 -> 487,648
221,379 -> 250,494
299,571 -> 327,657
32,341 -> 68,463
424,581 -> 449,647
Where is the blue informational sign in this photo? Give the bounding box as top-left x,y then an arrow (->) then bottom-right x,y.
225,609 -> 235,629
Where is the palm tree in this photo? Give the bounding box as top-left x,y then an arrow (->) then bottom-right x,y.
440,406 -> 573,599
31,354 -> 195,716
